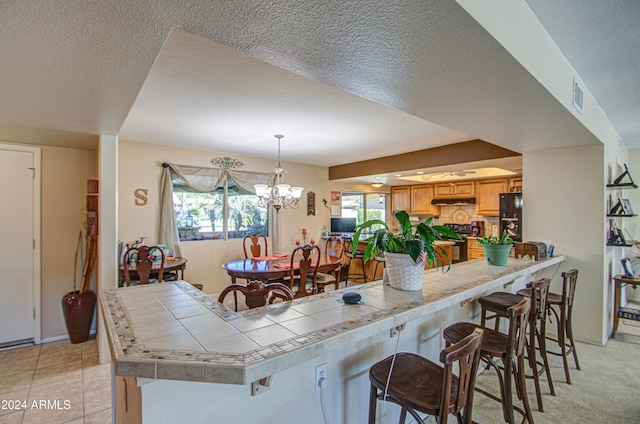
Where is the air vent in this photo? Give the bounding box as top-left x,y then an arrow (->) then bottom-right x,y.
572,77 -> 584,114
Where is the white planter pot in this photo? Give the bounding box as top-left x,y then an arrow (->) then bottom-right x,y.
383,252 -> 424,291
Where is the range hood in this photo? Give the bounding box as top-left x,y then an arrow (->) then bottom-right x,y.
431,197 -> 476,206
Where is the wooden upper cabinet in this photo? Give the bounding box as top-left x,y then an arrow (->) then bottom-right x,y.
475,178 -> 508,216
509,177 -> 523,192
410,184 -> 440,215
434,181 -> 475,198
391,186 -> 411,212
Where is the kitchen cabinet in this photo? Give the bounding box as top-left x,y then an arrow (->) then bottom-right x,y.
115,376 -> 142,424
467,238 -> 485,260
434,181 -> 475,198
475,178 -> 508,216
508,177 -> 523,192
410,184 -> 440,215
391,186 -> 410,212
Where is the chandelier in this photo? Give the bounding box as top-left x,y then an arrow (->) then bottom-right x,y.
254,134 -> 303,213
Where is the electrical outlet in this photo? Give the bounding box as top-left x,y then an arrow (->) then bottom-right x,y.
315,363 -> 327,391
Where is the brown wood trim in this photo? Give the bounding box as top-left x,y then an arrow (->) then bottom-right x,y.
328,139 -> 520,181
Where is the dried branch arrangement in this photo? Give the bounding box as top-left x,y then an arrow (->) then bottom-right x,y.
73,230 -> 98,293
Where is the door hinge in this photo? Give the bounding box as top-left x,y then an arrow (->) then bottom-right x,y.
28,167 -> 36,179
33,239 -> 36,250
33,308 -> 36,319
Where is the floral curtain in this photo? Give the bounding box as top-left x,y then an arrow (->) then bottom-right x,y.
160,163 -> 280,257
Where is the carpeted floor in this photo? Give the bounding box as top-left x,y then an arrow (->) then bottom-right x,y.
466,319 -> 640,424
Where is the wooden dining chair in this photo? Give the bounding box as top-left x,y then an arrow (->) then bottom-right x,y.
315,236 -> 343,292
284,244 -> 321,298
123,245 -> 166,286
218,280 -> 293,311
243,234 -> 268,259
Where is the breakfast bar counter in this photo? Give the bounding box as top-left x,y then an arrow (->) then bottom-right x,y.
100,255 -> 565,423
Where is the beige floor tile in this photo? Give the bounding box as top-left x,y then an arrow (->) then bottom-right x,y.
0,370 -> 34,395
83,385 -> 112,416
32,361 -> 83,388
83,364 -> 111,393
0,355 -> 38,377
82,350 -> 101,367
0,410 -> 24,424
39,341 -> 81,356
0,345 -> 40,364
84,408 -> 112,424
63,419 -> 84,424
36,350 -> 82,369
0,389 -> 29,417
27,373 -> 83,401
21,393 -> 83,424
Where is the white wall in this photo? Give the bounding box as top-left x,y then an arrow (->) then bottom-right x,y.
118,139 -> 375,294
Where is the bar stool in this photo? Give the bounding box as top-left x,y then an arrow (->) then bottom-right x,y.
368,328 -> 484,424
343,236 -> 367,285
443,298 -> 533,424
520,269 -> 580,384
480,278 -> 554,412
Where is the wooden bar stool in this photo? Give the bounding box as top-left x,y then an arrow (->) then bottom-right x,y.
481,278 -> 554,412
368,328 -> 484,424
443,298 -> 533,424
343,236 -> 367,285
537,269 -> 580,384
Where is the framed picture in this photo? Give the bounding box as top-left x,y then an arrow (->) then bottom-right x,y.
330,191 -> 341,204
621,258 -> 635,278
622,199 -> 634,215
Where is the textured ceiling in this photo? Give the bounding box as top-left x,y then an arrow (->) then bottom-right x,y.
0,0 -> 634,175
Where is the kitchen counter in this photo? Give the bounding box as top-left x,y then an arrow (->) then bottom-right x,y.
100,255 -> 565,386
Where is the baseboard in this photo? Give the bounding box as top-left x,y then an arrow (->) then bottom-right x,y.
41,328 -> 97,345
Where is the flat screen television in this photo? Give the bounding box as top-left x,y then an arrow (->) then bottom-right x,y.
331,218 -> 357,234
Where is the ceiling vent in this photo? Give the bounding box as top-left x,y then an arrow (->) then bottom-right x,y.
572,77 -> 584,114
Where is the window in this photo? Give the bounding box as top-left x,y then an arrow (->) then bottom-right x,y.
173,178 -> 268,241
341,192 -> 387,228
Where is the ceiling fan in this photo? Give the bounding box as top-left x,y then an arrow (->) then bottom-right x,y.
438,170 -> 477,177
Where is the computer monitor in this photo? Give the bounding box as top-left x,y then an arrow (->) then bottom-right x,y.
330,218 -> 357,234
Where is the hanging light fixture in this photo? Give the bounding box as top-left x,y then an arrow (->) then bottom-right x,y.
254,134 -> 304,213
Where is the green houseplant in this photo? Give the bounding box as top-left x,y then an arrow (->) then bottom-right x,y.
477,229 -> 517,266
351,211 -> 459,290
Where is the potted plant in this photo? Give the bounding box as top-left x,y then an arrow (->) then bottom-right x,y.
61,231 -> 98,343
351,211 -> 459,291
477,229 -> 517,266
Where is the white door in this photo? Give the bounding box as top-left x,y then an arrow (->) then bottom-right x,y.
0,146 -> 40,346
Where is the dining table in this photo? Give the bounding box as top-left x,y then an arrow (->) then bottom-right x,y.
222,253 -> 342,284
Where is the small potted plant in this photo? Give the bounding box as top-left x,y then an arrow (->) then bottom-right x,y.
477,229 -> 517,266
351,210 -> 459,291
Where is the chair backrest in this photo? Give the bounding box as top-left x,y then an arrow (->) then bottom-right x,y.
324,236 -> 344,260
439,327 -> 484,424
505,297 -> 531,358
123,245 -> 166,286
527,277 -> 550,321
561,269 -> 579,309
243,234 -> 268,258
288,244 -> 321,297
217,280 -> 294,311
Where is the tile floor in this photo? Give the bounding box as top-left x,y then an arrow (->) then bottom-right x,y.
0,338 -> 111,424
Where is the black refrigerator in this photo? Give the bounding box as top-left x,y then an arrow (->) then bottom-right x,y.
499,192 -> 522,241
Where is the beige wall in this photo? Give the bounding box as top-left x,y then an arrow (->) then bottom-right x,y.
118,139 -> 370,294
40,146 -> 97,340
523,145 -> 606,344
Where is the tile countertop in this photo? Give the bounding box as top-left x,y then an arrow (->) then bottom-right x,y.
99,255 -> 565,385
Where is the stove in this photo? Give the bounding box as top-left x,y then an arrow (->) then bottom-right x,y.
443,223 -> 470,263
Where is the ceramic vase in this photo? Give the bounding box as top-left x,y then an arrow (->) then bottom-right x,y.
61,290 -> 96,343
